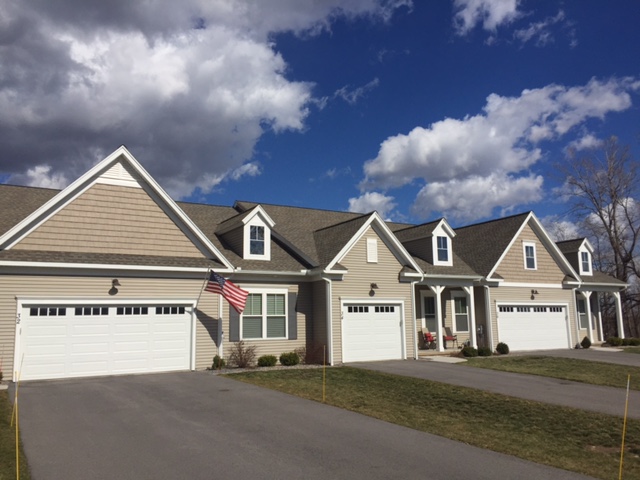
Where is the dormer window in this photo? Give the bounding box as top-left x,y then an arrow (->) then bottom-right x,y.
523,242 -> 537,270
437,236 -> 448,262
250,225 -> 265,255
581,252 -> 590,273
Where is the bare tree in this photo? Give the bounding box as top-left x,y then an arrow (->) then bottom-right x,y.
561,136 -> 640,336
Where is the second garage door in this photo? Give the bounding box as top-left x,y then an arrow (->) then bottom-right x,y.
497,304 -> 570,351
18,302 -> 192,381
342,303 -> 403,362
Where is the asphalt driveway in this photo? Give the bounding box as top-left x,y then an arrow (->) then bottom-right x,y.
351,355 -> 640,419
15,371 -> 593,480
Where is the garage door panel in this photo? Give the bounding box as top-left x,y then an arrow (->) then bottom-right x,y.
342,303 -> 403,363
20,303 -> 191,380
498,305 -> 569,351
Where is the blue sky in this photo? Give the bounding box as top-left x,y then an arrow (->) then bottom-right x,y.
1,1 -> 639,231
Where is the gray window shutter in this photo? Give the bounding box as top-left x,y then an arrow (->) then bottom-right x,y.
288,292 -> 298,340
229,307 -> 240,342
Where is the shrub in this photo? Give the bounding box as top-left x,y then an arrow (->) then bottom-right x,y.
257,355 -> 277,367
622,338 -> 631,346
581,336 -> 591,349
496,342 -> 510,355
477,346 -> 493,357
461,346 -> 478,357
629,338 -> 640,346
279,351 -> 300,366
607,336 -> 623,347
228,341 -> 257,368
211,355 -> 226,370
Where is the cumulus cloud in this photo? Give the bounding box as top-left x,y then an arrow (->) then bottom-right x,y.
359,77 -> 639,221
453,0 -> 521,35
541,215 -> 581,242
567,134 -> 603,152
348,192 -> 397,218
0,0 -> 409,198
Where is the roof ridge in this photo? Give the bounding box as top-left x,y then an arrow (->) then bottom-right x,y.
313,212 -> 372,233
455,211 -> 531,231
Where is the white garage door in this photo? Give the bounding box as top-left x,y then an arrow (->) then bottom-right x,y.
497,305 -> 570,351
19,303 -> 192,381
342,303 -> 403,362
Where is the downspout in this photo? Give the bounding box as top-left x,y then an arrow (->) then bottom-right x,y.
483,286 -> 494,351
322,277 -> 333,365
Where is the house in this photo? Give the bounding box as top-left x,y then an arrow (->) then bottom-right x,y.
0,147 -> 627,381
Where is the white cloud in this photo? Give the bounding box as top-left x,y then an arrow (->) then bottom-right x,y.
412,172 -> 543,222
14,165 -> 69,190
513,10 -> 565,46
359,77 -> 638,221
0,0 -> 409,198
348,192 -> 397,218
567,134 -> 603,152
334,78 -> 380,105
453,0 -> 522,35
540,215 -> 581,242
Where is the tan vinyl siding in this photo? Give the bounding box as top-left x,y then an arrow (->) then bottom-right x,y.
495,223 -> 566,283
488,286 -> 576,347
311,280 -> 328,349
221,283 -> 308,362
13,183 -> 204,257
220,226 -> 244,257
331,227 -> 414,363
473,286 -> 489,348
0,274 -> 219,375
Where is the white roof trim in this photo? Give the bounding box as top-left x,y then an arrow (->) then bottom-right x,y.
487,212 -> 580,280
325,212 -> 422,274
434,218 -> 456,238
216,204 -> 275,235
0,260 -> 233,273
0,146 -> 234,270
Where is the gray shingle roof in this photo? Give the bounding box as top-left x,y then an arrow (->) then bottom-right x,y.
0,184 -> 58,237
313,214 -> 371,267
556,238 -> 585,254
454,212 -> 530,277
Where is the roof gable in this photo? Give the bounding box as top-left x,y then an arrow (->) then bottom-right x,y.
0,146 -> 233,270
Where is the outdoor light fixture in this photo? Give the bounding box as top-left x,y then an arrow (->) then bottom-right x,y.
109,279 -> 121,296
369,283 -> 379,297
530,289 -> 539,300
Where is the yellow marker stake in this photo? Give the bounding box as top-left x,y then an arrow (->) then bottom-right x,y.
322,345 -> 326,403
619,374 -> 630,480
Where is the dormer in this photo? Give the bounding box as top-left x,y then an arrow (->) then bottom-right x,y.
556,238 -> 594,277
217,205 -> 275,261
432,219 -> 455,267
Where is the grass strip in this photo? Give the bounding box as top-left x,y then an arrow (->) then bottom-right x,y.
0,391 -> 31,480
464,356 -> 640,390
232,367 -> 640,479
624,347 -> 640,355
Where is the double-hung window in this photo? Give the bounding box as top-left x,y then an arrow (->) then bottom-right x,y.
523,242 -> 537,270
242,291 -> 287,339
437,236 -> 448,262
577,298 -> 589,329
250,225 -> 265,255
453,295 -> 469,332
581,251 -> 591,273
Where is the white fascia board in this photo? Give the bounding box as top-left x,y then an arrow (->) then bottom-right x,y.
241,205 -> 276,228
0,260 -> 232,274
436,218 -> 456,238
327,212 -> 422,274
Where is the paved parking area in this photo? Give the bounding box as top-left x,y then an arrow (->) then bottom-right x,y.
15,371 -> 593,480
351,355 -> 640,418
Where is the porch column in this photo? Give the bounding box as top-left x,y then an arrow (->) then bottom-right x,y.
614,291 -> 625,339
582,291 -> 594,343
463,286 -> 477,348
595,293 -> 604,342
429,285 -> 445,352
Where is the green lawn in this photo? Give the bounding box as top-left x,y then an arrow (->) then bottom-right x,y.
231,367 -> 640,480
464,356 -> 640,390
624,347 -> 640,355
0,391 -> 30,480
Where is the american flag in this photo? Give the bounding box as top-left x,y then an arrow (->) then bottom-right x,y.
205,272 -> 249,314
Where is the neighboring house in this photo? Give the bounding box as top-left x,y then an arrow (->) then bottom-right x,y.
0,147 -> 628,381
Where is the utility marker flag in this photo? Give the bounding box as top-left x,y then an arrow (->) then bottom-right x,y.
205,272 -> 249,314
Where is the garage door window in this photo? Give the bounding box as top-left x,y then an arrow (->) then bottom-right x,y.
29,307 -> 67,316
453,295 -> 469,332
242,292 -> 287,339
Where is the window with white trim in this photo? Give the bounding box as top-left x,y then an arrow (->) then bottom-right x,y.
437,236 -> 448,262
453,294 -> 469,332
581,251 -> 591,274
242,291 -> 287,339
523,242 -> 537,270
577,298 -> 589,329
243,217 -> 271,261
424,296 -> 437,332
250,225 -> 265,255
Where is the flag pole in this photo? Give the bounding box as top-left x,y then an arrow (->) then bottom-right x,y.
194,267 -> 212,312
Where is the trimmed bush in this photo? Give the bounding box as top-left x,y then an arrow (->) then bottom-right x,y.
629,338 -> 640,346
622,338 -> 631,346
581,336 -> 591,349
461,346 -> 478,357
607,336 -> 623,347
212,355 -> 226,370
496,342 -> 510,355
477,346 -> 493,357
258,355 -> 278,367
228,341 -> 257,368
279,351 -> 300,366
